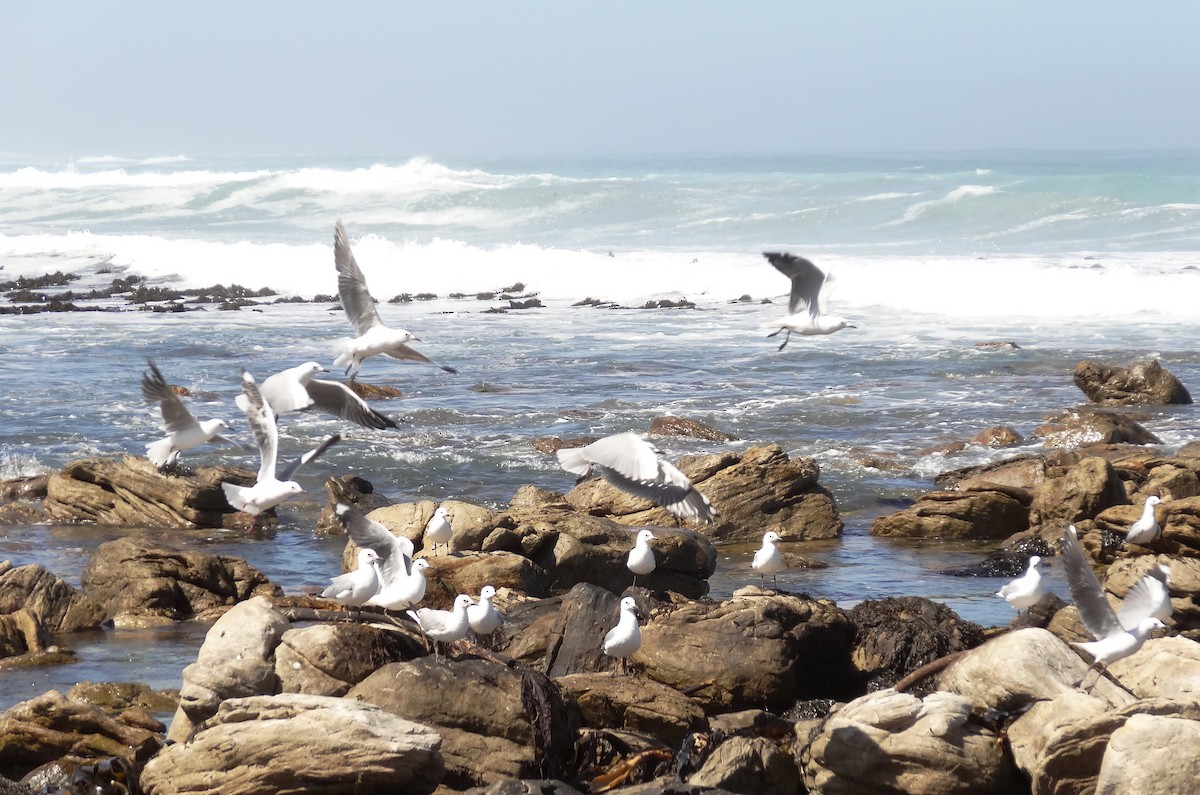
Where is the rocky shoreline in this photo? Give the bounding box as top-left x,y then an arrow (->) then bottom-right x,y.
0,360 -> 1198,793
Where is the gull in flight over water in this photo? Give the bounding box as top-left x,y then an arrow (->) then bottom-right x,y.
996,555 -> 1045,617
141,360 -> 236,471
222,371 -> 341,529
1061,524 -> 1167,689
255,361 -> 397,430
1124,495 -> 1162,546
760,252 -> 855,350
556,432 -> 716,524
332,220 -> 457,379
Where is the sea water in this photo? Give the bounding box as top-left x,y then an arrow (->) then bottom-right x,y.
1,152 -> 1198,709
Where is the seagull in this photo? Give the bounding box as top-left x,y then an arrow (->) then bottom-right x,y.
996,555 -> 1045,617
255,361 -> 397,430
332,220 -> 457,379
140,359 -> 235,471
602,596 -> 642,675
556,432 -> 716,524
1061,524 -> 1167,689
467,585 -> 504,647
220,371 -> 341,529
407,593 -> 473,662
331,503 -> 416,587
1125,496 -> 1162,545
760,252 -> 855,350
1117,562 -> 1172,629
752,531 -> 784,588
626,529 -> 656,587
366,558 -> 430,615
424,505 -> 453,556
320,547 -> 382,615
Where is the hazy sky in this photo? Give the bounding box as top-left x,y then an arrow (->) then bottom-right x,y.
3,2 -> 1198,159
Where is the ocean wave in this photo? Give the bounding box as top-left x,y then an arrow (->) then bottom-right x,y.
887,184 -> 999,226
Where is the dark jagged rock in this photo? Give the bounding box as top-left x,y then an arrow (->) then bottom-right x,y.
847,597 -> 986,692
1074,358 -> 1192,406
647,415 -> 738,443
939,535 -> 1054,577
1032,408 -> 1162,448
315,474 -> 391,535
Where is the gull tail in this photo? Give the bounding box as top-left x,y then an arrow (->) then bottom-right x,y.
221,482 -> 252,512
145,438 -> 174,469
405,609 -> 425,634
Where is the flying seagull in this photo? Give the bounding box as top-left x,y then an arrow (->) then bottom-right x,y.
996,555 -> 1045,617
332,220 -> 457,379
1117,562 -> 1172,630
221,371 -> 341,529
255,361 -> 397,430
1061,524 -> 1166,689
556,431 -> 717,524
760,252 -> 855,350
141,359 -> 235,471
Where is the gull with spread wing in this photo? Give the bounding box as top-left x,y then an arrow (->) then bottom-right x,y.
141,359 -> 236,471
332,503 -> 416,588
760,252 -> 855,350
255,361 -> 397,430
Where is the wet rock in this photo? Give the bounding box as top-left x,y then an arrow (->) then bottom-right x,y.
1028,455 -> 1129,531
464,781 -> 585,795
81,536 -> 279,624
939,536 -> 1054,578
934,452 -> 1069,491
167,596 -> 289,743
689,735 -> 800,795
870,486 -> 1030,540
141,694 -> 443,795
637,589 -> 859,713
314,474 -> 391,535
1032,408 -> 1161,448
972,426 -> 1024,447
345,380 -> 403,401
647,415 -> 738,443
544,584 -> 622,677
0,561 -> 106,633
916,440 -> 969,457
0,690 -> 163,782
531,436 -> 600,456
0,475 -> 49,502
1074,358 -> 1192,406
1096,712 -> 1200,794
43,455 -> 258,528
0,503 -> 45,526
275,622 -> 426,696
0,609 -> 50,660
556,672 -> 708,747
66,681 -> 178,716
847,597 -> 985,691
798,689 -> 1021,795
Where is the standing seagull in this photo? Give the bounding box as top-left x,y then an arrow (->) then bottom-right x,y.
408,593 -> 473,662
331,503 -> 416,588
760,252 -> 855,350
256,362 -> 397,430
626,529 -> 656,587
467,585 -> 504,647
424,505 -> 453,556
367,558 -> 431,616
752,531 -> 784,588
321,548 -> 382,616
603,596 -> 642,675
221,371 -> 341,529
1125,496 -> 1162,546
1061,525 -> 1166,689
140,360 -> 235,471
996,555 -> 1045,617
332,220 -> 457,379
556,432 -> 716,524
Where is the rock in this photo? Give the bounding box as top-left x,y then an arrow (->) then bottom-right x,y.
501,595 -> 564,665
464,782 -> 585,795
1102,555 -> 1200,631
531,436 -> 600,456
0,503 -> 45,526
646,415 -> 738,442
556,672 -> 708,747
43,455 -> 258,528
168,596 -> 289,743
0,475 -> 49,502
798,689 -> 1021,794
637,589 -> 859,712
1032,408 -> 1162,448
1156,495 -> 1200,554
916,440 -> 969,457
544,584 -> 622,677
0,561 -> 106,633
1095,713 -> 1200,794
564,444 -> 844,544
66,681 -> 178,715
421,551 -> 549,608
81,536 -> 279,623
1074,359 -> 1192,406
688,735 -> 800,795
345,380 -> 403,401
0,690 -> 162,782
870,486 -> 1030,540
314,474 -> 391,535
140,694 -> 443,795
275,622 -> 426,696
1106,636 -> 1200,705
1028,456 -> 1129,530
0,609 -> 49,659
972,426 -> 1024,447
349,657 -> 569,790
847,597 -> 985,691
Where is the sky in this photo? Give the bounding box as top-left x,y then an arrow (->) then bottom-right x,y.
2,2 -> 1198,159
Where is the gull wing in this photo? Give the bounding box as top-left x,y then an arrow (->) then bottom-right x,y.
279,433 -> 341,481
259,368 -> 315,414
334,220 -> 383,336
383,344 -> 459,374
763,252 -> 825,318
574,432 -> 716,523
596,462 -> 717,524
237,371 -> 278,482
333,503 -> 414,582
141,360 -> 201,434
1116,574 -> 1170,630
1061,525 -> 1123,641
305,379 -> 398,430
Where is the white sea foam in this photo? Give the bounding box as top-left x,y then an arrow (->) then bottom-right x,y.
888,184 -> 999,225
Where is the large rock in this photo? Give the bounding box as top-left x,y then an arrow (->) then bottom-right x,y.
870,486 -> 1030,540
1156,495 -> 1200,554
646,415 -> 738,442
1074,359 -> 1193,406
1106,636 -> 1200,705
168,596 -> 289,743
798,689 -> 1021,794
689,735 -> 800,795
1095,713 -> 1200,794
847,597 -> 985,691
275,622 -> 426,696
1028,456 -> 1129,530
636,589 -> 859,713
81,536 -> 279,623
140,694 -> 443,795
43,455 -> 257,528
1032,408 -> 1162,448
556,672 -> 708,748
564,444 -> 843,543
0,561 -> 105,633
544,584 -> 622,677
0,609 -> 52,661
